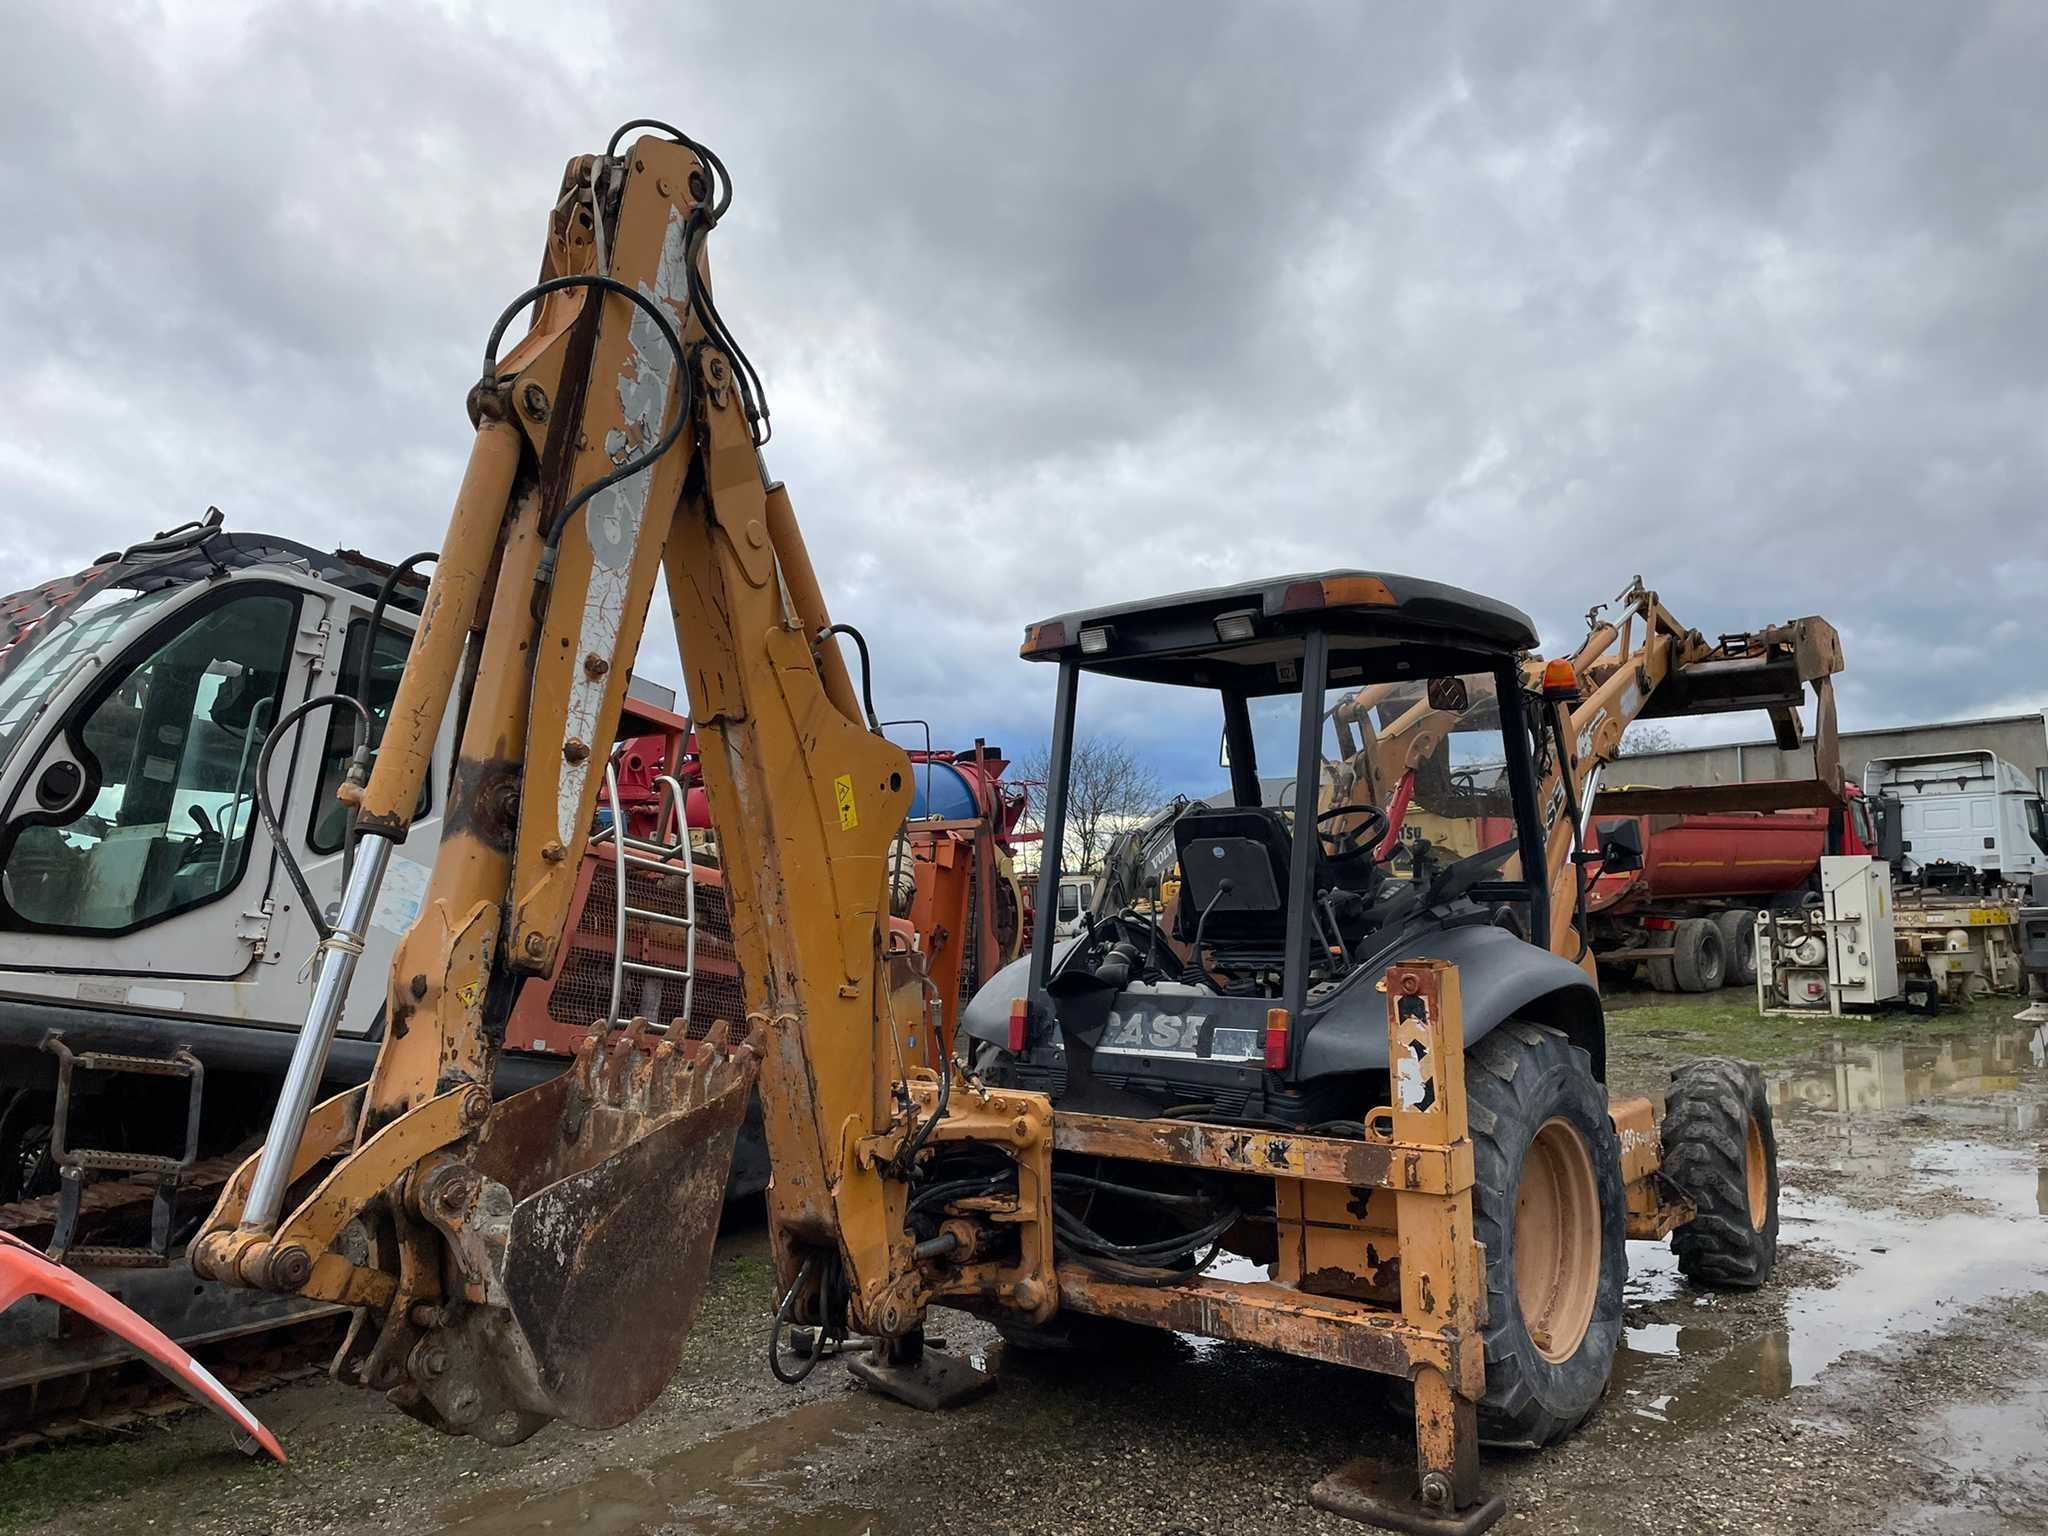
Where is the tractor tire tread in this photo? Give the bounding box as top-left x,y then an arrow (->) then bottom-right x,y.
1662,1058 -> 1778,1290
1466,1023 -> 1625,1449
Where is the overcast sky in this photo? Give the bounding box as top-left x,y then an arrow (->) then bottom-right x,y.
4,2 -> 2042,797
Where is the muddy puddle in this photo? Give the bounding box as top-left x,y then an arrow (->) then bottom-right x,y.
433,1396 -> 896,1535
1613,1017 -> 2048,1433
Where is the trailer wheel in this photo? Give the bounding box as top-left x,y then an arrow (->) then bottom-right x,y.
1662,1059 -> 1777,1288
1671,918 -> 1726,992
1467,1022 -> 1625,1447
1714,910 -> 1758,987
1644,956 -> 1678,992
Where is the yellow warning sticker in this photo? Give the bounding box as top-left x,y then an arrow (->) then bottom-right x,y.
834,774 -> 858,830
457,979 -> 484,1008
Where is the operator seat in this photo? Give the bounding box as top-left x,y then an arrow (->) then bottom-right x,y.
1171,808 -> 1297,961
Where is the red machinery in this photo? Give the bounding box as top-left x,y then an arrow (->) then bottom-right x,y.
897,742 -> 1029,1063
504,695 -> 742,1059
1583,783 -> 1879,992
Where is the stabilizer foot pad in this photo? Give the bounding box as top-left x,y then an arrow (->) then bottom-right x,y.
847,1348 -> 995,1412
1310,1459 -> 1506,1535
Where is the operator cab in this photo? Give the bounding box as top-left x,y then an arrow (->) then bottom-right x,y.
970,570 -> 1566,1124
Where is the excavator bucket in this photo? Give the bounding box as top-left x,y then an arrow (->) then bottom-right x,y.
386,1021 -> 759,1442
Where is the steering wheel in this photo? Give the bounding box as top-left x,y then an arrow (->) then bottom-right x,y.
1316,802 -> 1390,864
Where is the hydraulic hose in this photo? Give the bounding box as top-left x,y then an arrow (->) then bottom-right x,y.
255,694 -> 371,942
353,552 -> 436,745
819,623 -> 881,733
477,275 -> 692,567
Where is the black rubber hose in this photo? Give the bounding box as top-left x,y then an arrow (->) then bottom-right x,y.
354,552 -> 436,745
601,120 -> 769,449
605,118 -> 734,219
478,274 -> 692,560
1181,879 -> 1233,987
255,694 -> 370,942
818,624 -> 881,733
890,969 -> 951,1177
767,1255 -> 823,1385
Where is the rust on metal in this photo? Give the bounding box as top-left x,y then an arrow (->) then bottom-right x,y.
1056,1268 -> 1474,1388
401,1021 -> 763,1438
441,757 -> 524,851
1052,1111 -> 1469,1194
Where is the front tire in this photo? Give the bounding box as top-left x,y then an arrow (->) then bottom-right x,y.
1467,1022 -> 1626,1447
1662,1058 -> 1778,1288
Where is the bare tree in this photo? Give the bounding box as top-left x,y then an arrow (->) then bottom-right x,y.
1619,723 -> 1682,757
1017,734 -> 1162,874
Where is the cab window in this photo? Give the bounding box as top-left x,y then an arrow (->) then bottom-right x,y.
1,592 -> 298,933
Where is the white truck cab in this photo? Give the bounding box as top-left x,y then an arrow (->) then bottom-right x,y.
1863,750 -> 2048,887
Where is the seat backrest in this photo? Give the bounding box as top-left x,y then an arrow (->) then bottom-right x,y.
1172,808 -> 1294,952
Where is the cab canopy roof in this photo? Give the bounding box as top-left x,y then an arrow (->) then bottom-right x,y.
1019,569 -> 1538,693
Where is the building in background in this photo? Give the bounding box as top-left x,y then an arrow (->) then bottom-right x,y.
1617,712 -> 2048,799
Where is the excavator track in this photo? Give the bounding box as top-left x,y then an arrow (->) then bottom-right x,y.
1,1156 -> 344,1449
0,1314 -> 346,1454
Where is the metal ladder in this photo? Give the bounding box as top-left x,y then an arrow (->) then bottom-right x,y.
42,1035 -> 203,1267
593,757 -> 700,1034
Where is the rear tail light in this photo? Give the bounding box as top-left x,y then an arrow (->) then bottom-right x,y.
1007,998 -> 1030,1054
1643,916 -> 1677,931
1264,1007 -> 1290,1072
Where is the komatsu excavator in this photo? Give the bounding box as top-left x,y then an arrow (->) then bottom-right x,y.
188,122 -> 1845,1532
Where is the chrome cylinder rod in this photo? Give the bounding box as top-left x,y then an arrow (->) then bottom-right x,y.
240,833 -> 394,1232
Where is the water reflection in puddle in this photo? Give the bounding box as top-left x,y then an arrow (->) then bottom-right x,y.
1615,1019 -> 2048,1432
433,1397 -> 891,1536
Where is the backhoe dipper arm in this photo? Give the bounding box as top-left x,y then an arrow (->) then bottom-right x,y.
190,126 -> 987,1440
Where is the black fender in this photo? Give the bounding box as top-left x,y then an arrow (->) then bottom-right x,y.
960,939 -> 1081,1050
1300,924 -> 1606,1082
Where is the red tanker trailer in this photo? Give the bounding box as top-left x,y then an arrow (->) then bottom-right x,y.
1586,785 -> 1879,992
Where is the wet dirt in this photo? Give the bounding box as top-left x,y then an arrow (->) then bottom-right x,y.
6,997 -> 2047,1536
434,1397 -> 894,1536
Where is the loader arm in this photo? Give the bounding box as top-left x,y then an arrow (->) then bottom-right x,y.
1323,579 -> 1844,968
189,125 -> 1037,1440
1529,581 -> 1842,963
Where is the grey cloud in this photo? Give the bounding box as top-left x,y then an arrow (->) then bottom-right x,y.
2,2 -> 2041,798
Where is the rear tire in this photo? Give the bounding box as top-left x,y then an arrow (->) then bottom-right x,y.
1645,956 -> 1678,992
1662,1059 -> 1778,1288
1467,1022 -> 1625,1447
1714,910 -> 1758,987
1671,918 -> 1726,992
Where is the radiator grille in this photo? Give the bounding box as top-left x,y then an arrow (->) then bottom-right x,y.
544,859 -> 746,1038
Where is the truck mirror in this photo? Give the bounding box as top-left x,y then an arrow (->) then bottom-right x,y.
1595,819 -> 1644,874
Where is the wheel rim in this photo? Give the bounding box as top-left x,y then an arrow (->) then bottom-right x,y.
1744,1113 -> 1768,1228
1514,1117 -> 1602,1364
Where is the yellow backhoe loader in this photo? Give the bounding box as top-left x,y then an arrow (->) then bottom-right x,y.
189,122 -> 1844,1532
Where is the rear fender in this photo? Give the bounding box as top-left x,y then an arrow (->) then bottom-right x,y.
1298,923 -> 1606,1082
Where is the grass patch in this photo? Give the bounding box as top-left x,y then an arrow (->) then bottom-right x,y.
0,1430 -> 270,1536
1603,988 -> 2028,1063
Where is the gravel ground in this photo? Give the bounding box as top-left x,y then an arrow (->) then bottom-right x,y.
4,992 -> 2043,1536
